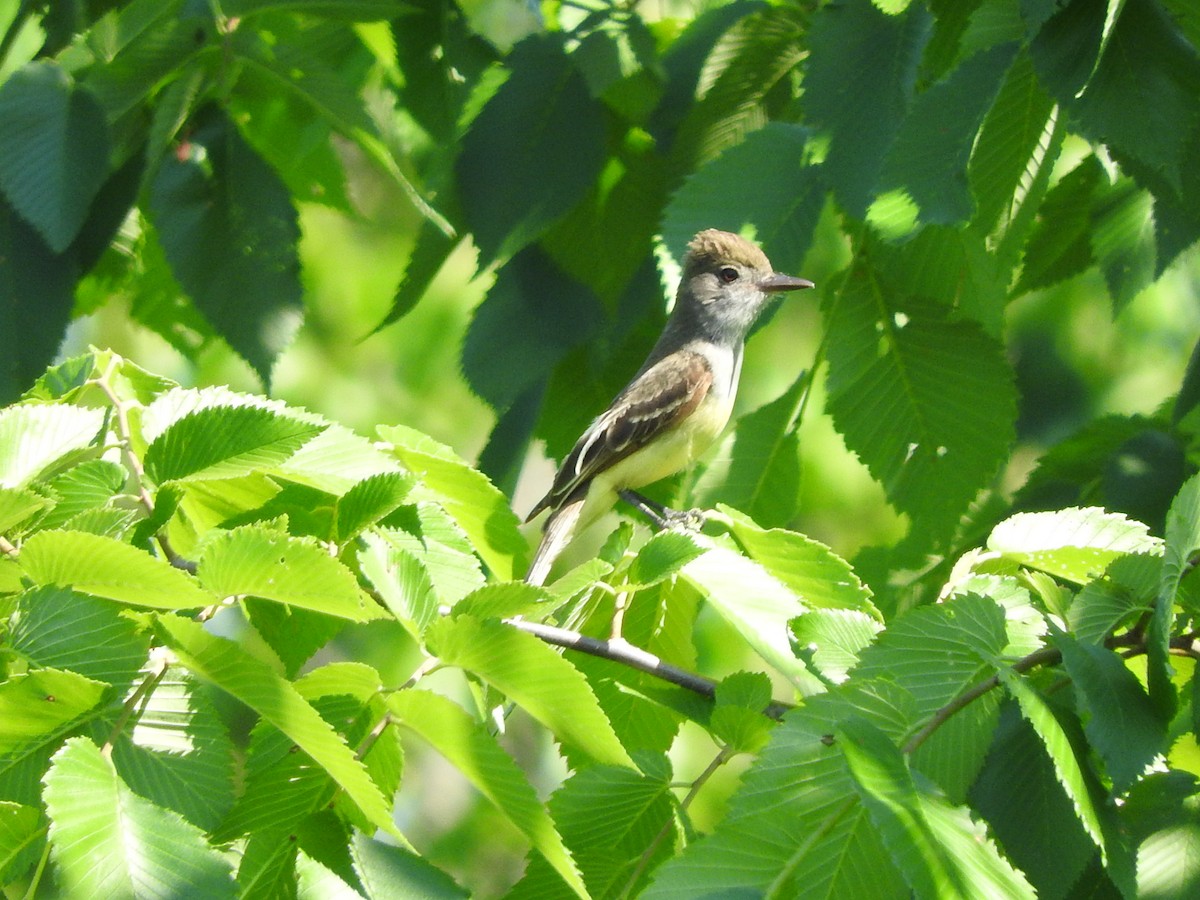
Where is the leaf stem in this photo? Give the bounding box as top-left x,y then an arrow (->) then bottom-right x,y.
101,652 -> 171,759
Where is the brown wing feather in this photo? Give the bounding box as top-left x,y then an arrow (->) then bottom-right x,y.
526,351 -> 714,519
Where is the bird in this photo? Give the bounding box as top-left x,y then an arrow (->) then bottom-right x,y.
523,229 -> 814,586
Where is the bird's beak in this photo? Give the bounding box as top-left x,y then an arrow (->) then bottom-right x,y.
759,273 -> 815,293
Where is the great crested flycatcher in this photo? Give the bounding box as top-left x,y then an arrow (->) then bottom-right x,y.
524,229 -> 814,586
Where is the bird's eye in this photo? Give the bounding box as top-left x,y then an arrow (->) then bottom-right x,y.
718,267 -> 739,284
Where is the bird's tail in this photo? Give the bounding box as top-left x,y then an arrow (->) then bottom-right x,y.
525,497 -> 585,586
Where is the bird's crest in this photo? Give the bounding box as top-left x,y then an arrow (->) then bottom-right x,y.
684,229 -> 771,273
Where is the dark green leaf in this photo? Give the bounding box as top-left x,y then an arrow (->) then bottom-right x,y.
456,34 -> 607,264
461,246 -> 605,413
0,61 -> 110,253
823,279 -> 1016,540
1014,155 -> 1104,295
804,0 -> 931,216
0,800 -> 42,884
148,105 -> 303,387
880,43 -> 1017,225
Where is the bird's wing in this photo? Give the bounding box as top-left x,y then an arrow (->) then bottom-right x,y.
527,350 -> 714,519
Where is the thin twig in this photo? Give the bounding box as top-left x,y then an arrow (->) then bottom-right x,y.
620,744 -> 736,899
504,617 -> 793,719
101,654 -> 171,759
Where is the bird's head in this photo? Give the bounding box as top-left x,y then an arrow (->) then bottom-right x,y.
675,229 -> 814,344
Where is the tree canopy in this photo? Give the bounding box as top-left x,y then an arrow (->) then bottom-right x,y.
1,0 -> 1200,897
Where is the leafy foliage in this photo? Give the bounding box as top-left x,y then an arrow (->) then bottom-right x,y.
1,0 -> 1199,896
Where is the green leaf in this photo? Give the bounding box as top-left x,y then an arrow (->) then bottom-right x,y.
1014,155 -> 1104,295
837,715 -> 1034,899
998,669 -> 1107,860
451,581 -> 556,621
1154,474 -> 1200,718
349,831 -> 468,899
680,542 -> 823,694
0,669 -> 108,758
1092,178 -> 1156,313
197,525 -> 378,621
969,50 -> 1056,237
388,689 -> 587,898
988,507 -> 1162,584
39,459 -> 126,530
627,531 -> 705,588
1052,631 -> 1165,793
148,105 -> 303,387
332,472 -> 413,544
224,0 -> 411,20
426,615 -> 635,769
0,61 -> 110,253
376,508 -> 487,605
0,403 -> 105,488
1068,554 -> 1158,643
723,508 -> 879,616
144,404 -> 325,484
382,424 -> 528,581
643,683 -> 911,899
461,246 -> 604,413
0,801 -> 43,884
456,34 -> 607,264
1030,0 -> 1200,196
358,532 -> 440,636
880,42 -> 1017,225
19,530 -> 213,609
852,593 -> 1009,800
152,614 -> 398,838
0,485 -> 51,533
790,608 -> 883,685
824,284 -> 1016,540
107,668 -> 235,832
804,0 -> 930,215
9,586 -> 149,692
661,124 -> 823,276
43,737 -> 236,898
969,705 -> 1096,899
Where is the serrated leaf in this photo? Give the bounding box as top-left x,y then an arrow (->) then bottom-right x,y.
1068,554 -> 1158,643
853,593 -> 1009,799
0,185 -> 77,405
0,485 -> 51,532
837,715 -> 1034,899
627,531 -> 705,587
388,689 -> 587,898
426,615 -> 635,769
148,105 -> 303,386
382,424 -> 528,581
457,34 -> 606,264
198,525 -> 377,621
1014,155 -> 1104,295
348,831 -> 468,899
0,801 -> 42,883
790,608 -> 883,685
144,405 -> 325,484
661,123 -> 823,277
724,508 -> 879,616
880,42 -> 1017,225
332,472 -> 413,544
0,669 -> 108,758
1053,632 -> 1165,793
988,507 -> 1162,584
0,61 -> 109,252
805,0 -> 930,215
998,669 -> 1107,859
680,542 -> 822,694
153,614 -> 397,838
0,403 -> 105,488
824,280 -> 1016,541
643,683 -> 912,899
9,586 -> 149,692
39,459 -> 126,529
44,737 -> 236,898
108,667 -> 235,832
451,581 -> 556,621
1153,474 -> 1200,719
358,532 -> 439,636
1092,178 -> 1156,312
20,530 -> 213,609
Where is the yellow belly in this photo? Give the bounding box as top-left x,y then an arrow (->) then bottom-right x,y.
578,390 -> 732,530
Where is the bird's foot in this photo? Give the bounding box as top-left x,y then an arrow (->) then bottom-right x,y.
619,490 -> 706,533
